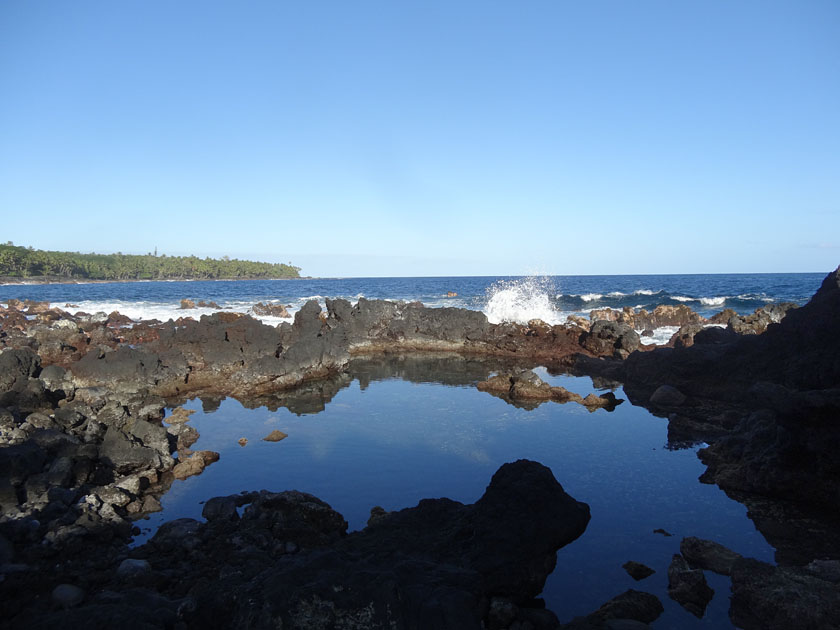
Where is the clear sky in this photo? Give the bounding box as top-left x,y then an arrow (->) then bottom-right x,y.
1,1 -> 838,277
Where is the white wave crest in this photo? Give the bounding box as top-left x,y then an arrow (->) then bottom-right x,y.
737,293 -> 773,302
699,297 -> 727,306
57,298 -> 297,326
634,289 -> 655,295
672,296 -> 696,302
607,291 -> 626,297
637,325 -> 680,346
580,293 -> 603,302
483,276 -> 561,325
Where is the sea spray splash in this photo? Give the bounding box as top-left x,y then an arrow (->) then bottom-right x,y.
483,276 -> 562,325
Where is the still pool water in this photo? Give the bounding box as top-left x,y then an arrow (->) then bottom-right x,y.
134,360 -> 774,628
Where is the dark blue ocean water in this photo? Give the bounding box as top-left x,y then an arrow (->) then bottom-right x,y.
0,272 -> 826,325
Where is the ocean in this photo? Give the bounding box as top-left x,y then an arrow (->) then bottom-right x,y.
0,272 -> 825,333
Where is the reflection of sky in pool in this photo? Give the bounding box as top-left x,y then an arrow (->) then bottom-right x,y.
135,367 -> 773,629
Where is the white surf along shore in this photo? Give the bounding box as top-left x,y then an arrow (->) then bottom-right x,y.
46,276 -> 718,347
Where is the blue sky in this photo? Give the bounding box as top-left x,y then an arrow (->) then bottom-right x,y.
1,1 -> 838,277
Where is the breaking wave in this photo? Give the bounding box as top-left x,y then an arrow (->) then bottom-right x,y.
483,276 -> 563,325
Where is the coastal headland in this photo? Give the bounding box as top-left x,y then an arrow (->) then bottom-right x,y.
0,243 -> 301,283
1,268 -> 839,628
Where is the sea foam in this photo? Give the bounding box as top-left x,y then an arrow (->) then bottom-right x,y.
483,276 -> 562,325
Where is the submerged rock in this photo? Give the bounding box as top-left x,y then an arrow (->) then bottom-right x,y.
262,429 -> 288,442
622,561 -> 655,581
667,554 -> 713,618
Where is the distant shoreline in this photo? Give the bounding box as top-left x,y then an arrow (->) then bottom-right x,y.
0,276 -> 312,286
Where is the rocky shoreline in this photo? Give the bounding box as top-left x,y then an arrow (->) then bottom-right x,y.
1,268 -> 839,628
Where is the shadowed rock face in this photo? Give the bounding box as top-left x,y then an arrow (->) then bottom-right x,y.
618,266 -> 840,515
190,460 -> 590,629
729,558 -> 840,630
622,266 -> 840,404
8,460 -> 590,630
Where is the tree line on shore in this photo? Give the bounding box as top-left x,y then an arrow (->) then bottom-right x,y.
0,243 -> 301,280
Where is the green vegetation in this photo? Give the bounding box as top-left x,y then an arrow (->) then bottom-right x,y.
0,243 -> 301,280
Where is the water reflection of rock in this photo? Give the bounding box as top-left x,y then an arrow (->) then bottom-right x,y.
349,353 -> 527,389
476,369 -> 624,412
174,355 -> 538,417
240,372 -> 355,415
721,490 -> 840,566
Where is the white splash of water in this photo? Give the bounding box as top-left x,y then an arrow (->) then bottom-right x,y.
483,276 -> 562,325
638,325 -> 680,345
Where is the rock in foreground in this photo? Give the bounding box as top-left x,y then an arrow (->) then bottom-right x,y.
8,460 -> 590,629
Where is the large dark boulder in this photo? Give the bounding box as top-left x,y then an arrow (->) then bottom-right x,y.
582,321 -> 640,359
187,460 -> 589,629
0,348 -> 40,393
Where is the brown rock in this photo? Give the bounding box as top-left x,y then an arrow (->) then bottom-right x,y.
263,430 -> 288,442
237,437 -> 248,447
172,450 -> 220,480
476,374 -> 514,394
252,302 -> 290,318
179,299 -> 196,309
165,407 -> 195,424
565,315 -> 591,331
